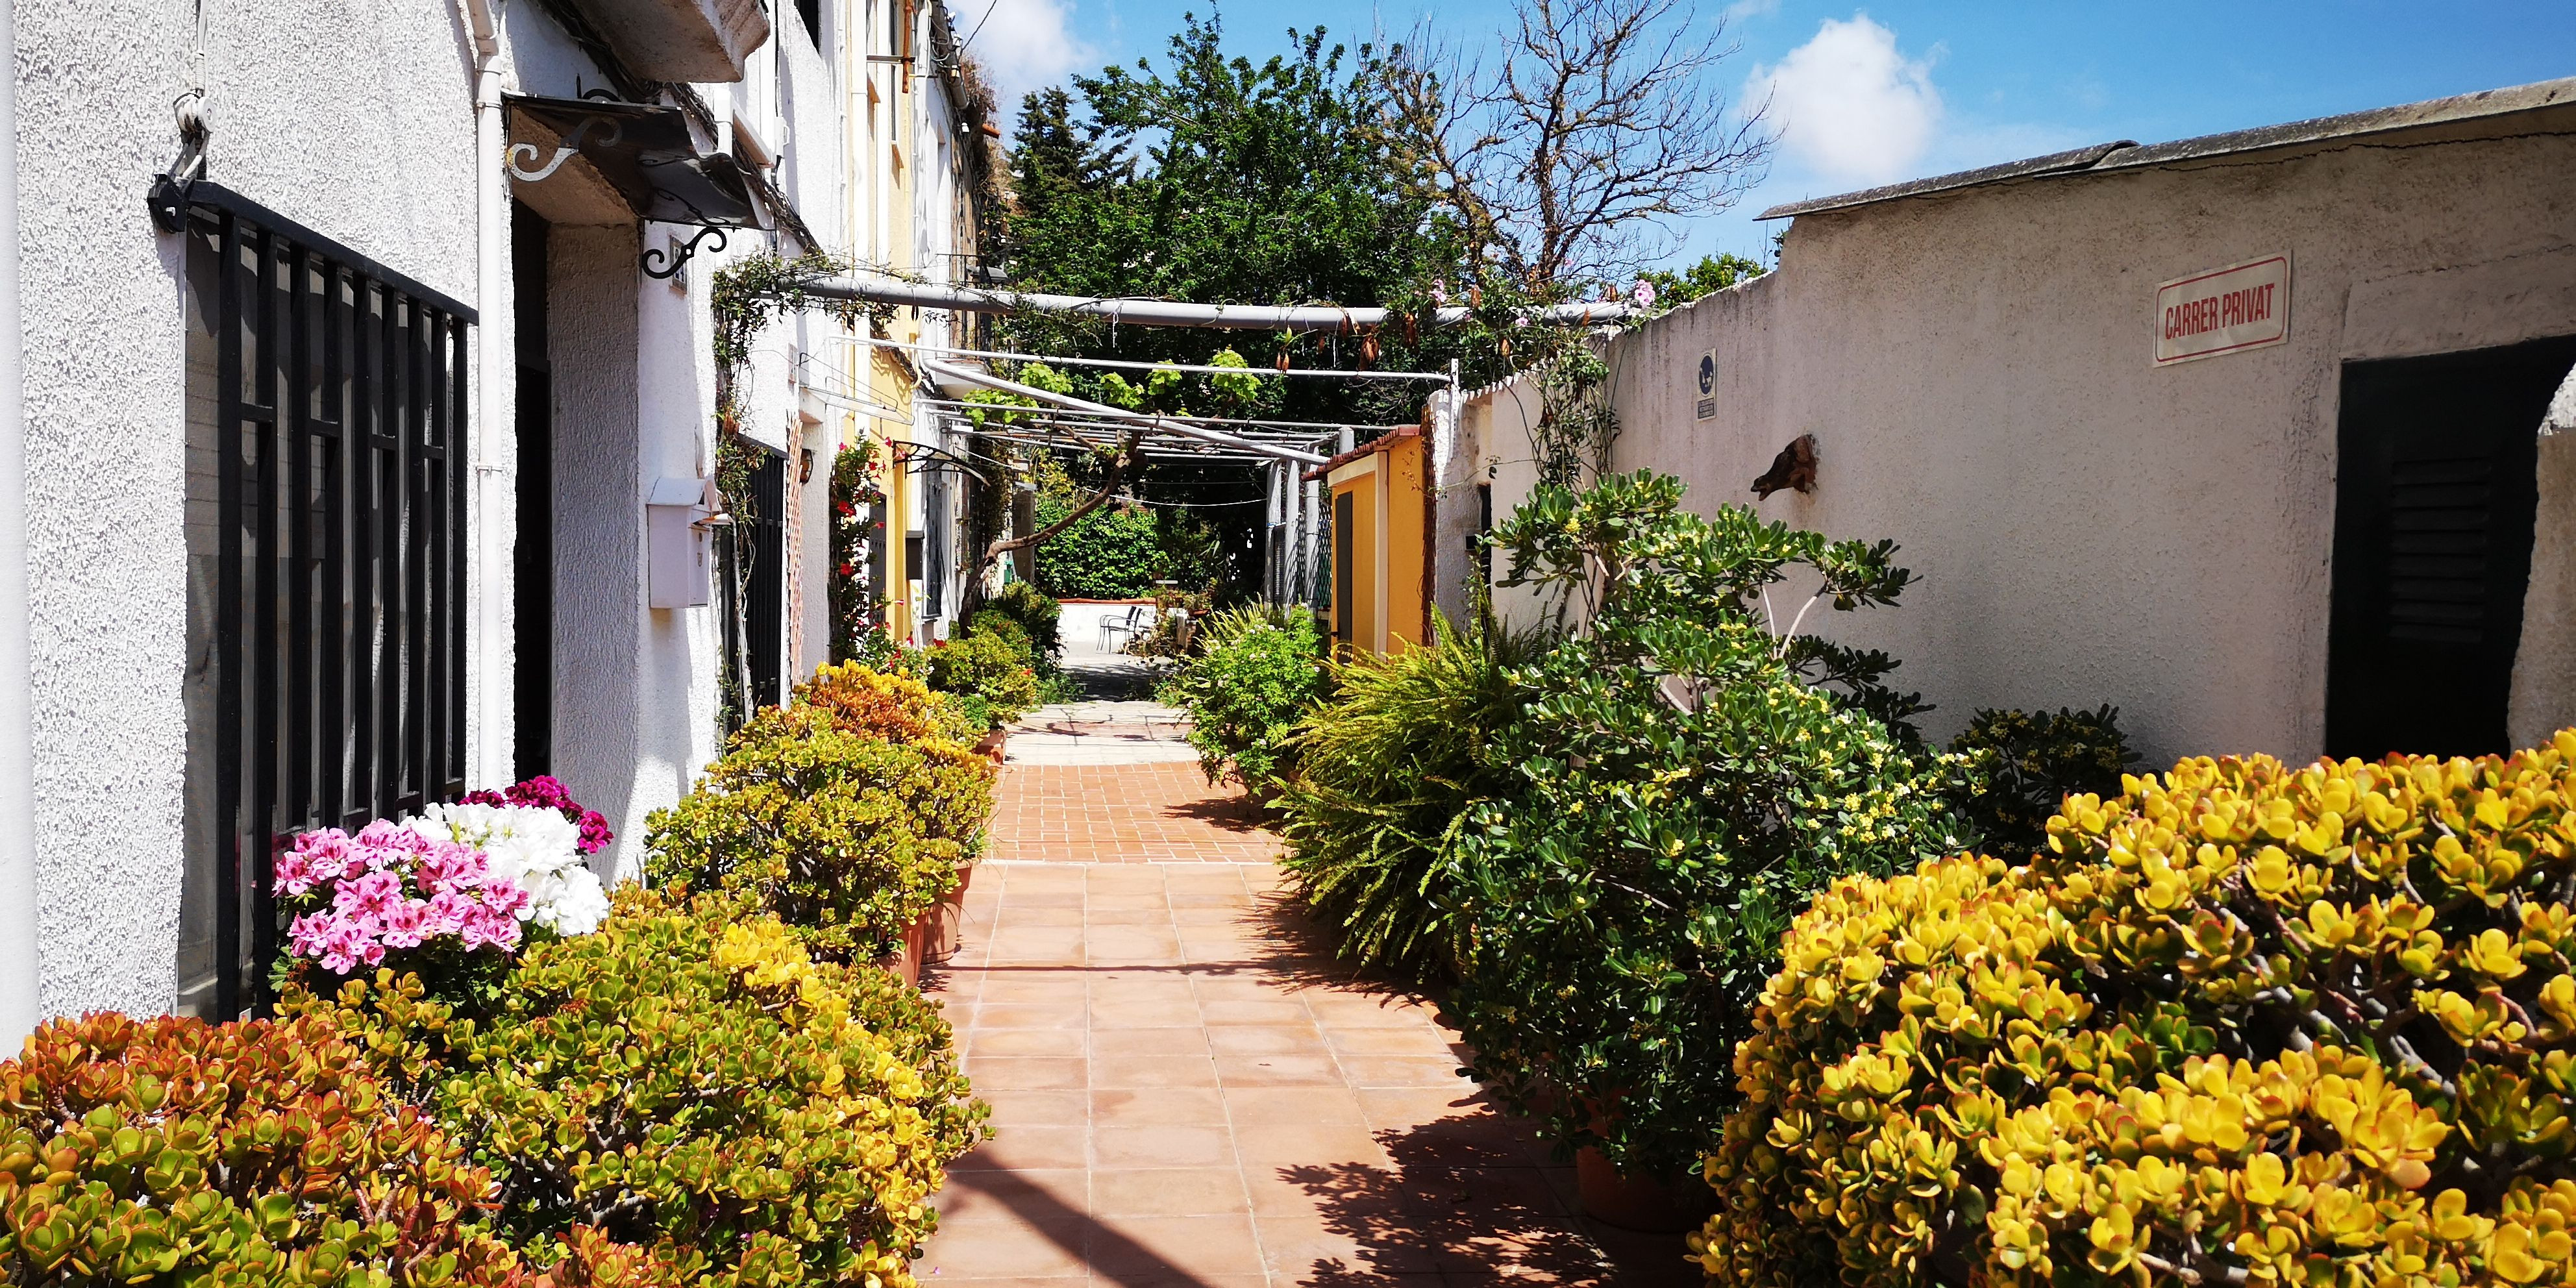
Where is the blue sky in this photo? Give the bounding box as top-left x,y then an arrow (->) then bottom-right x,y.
960,0 -> 2575,267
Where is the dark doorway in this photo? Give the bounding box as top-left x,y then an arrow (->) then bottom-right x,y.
745,449 -> 787,706
2326,334 -> 2576,760
1333,489 -> 1354,650
511,204 -> 553,780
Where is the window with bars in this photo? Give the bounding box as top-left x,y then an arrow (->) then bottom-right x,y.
177,184 -> 473,1019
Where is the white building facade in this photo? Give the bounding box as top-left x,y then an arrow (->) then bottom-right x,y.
0,0 -> 916,1045
1448,79 -> 2576,771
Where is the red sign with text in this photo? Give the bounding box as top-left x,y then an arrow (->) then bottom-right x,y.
2154,254 -> 2290,365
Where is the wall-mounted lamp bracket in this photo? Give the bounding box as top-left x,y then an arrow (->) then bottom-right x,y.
643,224 -> 729,279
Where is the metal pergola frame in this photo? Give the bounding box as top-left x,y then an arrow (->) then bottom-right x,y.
810,334 -> 1463,610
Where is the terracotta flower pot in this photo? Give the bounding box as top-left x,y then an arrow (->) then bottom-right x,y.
892,915 -> 928,987
928,865 -> 974,964
1574,1146 -> 1716,1233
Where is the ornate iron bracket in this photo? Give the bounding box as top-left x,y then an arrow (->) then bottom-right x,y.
642,224 -> 728,280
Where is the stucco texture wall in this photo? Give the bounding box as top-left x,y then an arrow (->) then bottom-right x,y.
1481,125 -> 2576,769
16,0 -> 477,1016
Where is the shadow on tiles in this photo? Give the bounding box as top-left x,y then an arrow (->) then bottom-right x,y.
1278,1109 -> 1705,1287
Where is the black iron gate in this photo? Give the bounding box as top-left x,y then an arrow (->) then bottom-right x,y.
179,182 -> 473,1018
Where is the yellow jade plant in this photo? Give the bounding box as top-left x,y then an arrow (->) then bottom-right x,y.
1700,732 -> 2576,1287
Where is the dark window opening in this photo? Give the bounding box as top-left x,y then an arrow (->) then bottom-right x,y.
179,184 -> 473,1019
1475,482 -> 1494,588
797,0 -> 823,48
2326,334 -> 2576,760
511,204 -> 552,781
717,443 -> 789,732
745,452 -> 787,706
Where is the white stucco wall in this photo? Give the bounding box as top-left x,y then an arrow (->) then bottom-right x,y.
1467,116 -> 2576,769
10,0 -> 774,1024
16,0 -> 479,1018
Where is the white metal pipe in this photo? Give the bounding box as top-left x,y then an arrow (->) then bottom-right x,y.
0,0 -> 38,1046
921,360 -> 1330,465
839,333 -> 1454,383
462,0 -> 511,789
810,275 -> 1635,334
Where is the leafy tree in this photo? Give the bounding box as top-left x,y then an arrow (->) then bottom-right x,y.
1640,253 -> 1766,307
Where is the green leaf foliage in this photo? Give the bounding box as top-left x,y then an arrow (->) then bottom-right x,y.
1157,608 -> 1330,787
1274,612 -> 1550,982
430,893 -> 983,1288
0,1010 -> 524,1288
983,582 -> 1063,659
1032,498 -> 1163,600
1447,471 -> 1968,1178
645,705 -> 993,963
1944,704 -> 2141,859
924,630 -> 1041,728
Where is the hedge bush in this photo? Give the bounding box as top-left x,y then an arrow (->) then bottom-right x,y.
1447,471 -> 1964,1179
1701,733 -> 2576,1288
0,1010 -> 517,1288
1034,500 -> 1161,600
313,890 -> 984,1288
646,706 -> 994,962
1157,608 -> 1328,787
924,630 -> 1038,729
983,583 -> 1062,660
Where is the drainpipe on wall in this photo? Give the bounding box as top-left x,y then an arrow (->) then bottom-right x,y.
461,0 -> 513,787
0,0 -> 37,1048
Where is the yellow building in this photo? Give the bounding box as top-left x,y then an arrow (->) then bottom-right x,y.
1319,428 -> 1430,657
842,0 -> 990,645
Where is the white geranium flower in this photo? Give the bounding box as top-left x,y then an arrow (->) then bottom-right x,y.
408,800 -> 602,935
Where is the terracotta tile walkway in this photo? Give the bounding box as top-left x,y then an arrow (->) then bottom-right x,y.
989,763 -> 1284,863
923,701 -> 1699,1287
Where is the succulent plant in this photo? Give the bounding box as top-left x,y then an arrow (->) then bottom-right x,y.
1702,732 -> 2576,1287
647,703 -> 992,963
0,1010 -> 515,1288
317,889 -> 987,1288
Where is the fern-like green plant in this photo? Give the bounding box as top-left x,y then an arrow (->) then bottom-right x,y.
1274,612 -> 1549,982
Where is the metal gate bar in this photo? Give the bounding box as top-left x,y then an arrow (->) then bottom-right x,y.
190,184 -> 473,1017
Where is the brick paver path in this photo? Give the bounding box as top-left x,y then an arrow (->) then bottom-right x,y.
922,702 -> 1698,1287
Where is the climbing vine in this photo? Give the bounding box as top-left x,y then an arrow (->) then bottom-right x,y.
829,440 -> 887,663
1529,345 -> 1618,490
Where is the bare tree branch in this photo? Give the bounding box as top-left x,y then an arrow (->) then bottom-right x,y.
1387,0 -> 1773,285
984,427 -> 1147,567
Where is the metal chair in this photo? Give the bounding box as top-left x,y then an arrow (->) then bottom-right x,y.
1098,604 -> 1147,651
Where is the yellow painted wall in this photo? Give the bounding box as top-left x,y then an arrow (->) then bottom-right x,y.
1326,431 -> 1430,657
1383,435 -> 1427,651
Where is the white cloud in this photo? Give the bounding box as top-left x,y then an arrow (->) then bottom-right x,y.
1721,0 -> 1779,23
1749,14 -> 1942,186
960,0 -> 1095,114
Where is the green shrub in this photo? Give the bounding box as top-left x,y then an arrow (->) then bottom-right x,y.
964,612 -> 1034,662
1944,704 -> 2140,858
1275,613 -> 1547,981
984,582 -> 1063,658
390,891 -> 982,1288
1702,732 -> 2576,1288
1448,471 -> 1964,1179
1158,608 -> 1328,787
0,1010 -> 524,1288
1034,500 -> 1161,600
924,631 -> 1039,728
645,706 -> 993,962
